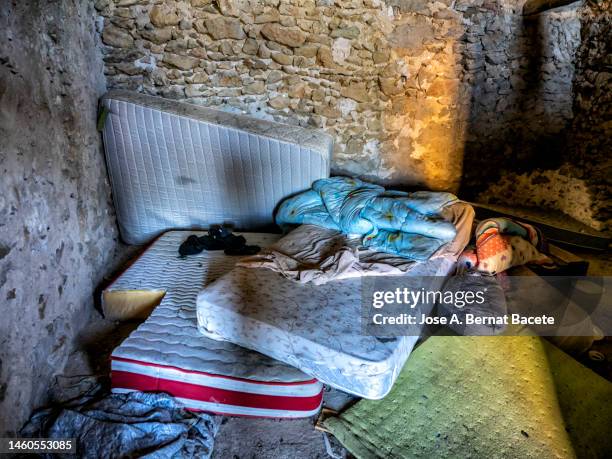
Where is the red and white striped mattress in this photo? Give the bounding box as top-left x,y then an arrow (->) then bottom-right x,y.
107,231 -> 323,418
111,357 -> 323,418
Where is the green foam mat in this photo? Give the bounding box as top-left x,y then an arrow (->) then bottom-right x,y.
324,336 -> 611,458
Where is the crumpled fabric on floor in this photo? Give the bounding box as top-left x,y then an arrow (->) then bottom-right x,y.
21,389 -> 219,459
324,336 -> 612,459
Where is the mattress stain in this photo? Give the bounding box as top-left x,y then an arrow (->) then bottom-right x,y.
176,175 -> 197,185
0,261 -> 11,290
38,294 -> 46,320
0,243 -> 10,260
5,288 -> 16,300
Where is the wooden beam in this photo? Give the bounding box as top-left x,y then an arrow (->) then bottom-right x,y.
522,0 -> 581,16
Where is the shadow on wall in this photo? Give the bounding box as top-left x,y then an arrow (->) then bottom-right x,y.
367,0 -> 580,197
460,2 -> 580,200
564,0 -> 611,231
461,0 -> 611,232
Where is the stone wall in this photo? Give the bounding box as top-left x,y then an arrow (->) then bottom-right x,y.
98,1 -> 609,229
0,1 -> 120,435
567,0 -> 610,230
97,0 -> 580,196
475,0 -> 610,232
461,2 -> 580,192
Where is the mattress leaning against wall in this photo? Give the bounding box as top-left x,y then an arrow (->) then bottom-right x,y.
100,90 -> 333,244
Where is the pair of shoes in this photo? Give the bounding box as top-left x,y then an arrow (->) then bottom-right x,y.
179,225 -> 261,257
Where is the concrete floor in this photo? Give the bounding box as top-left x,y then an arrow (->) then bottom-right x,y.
211,387 -> 353,458
213,417 -> 333,459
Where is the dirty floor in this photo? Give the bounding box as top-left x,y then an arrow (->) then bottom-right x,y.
45,248 -> 611,458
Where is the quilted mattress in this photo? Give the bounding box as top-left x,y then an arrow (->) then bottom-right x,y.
108,231 -> 323,418
196,257 -> 456,399
101,90 -> 333,245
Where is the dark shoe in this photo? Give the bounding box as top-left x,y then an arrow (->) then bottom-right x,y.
178,235 -> 205,256
198,234 -> 226,250
179,225 -> 260,256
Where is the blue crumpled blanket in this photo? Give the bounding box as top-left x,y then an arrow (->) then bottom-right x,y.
276,177 -> 458,260
21,389 -> 219,459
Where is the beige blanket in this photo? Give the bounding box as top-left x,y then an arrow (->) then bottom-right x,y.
238,202 -> 474,285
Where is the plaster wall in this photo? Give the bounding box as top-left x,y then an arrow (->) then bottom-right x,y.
0,0 -> 120,435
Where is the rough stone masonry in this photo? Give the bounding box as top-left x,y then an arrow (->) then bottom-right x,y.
479,0 -> 611,231
97,0 -> 581,194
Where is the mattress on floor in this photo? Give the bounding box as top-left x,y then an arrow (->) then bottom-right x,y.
323,336 -> 612,459
196,257 -> 456,399
109,231 -> 323,418
101,90 -> 332,245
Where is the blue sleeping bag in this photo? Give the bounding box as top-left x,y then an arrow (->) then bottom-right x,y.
276,177 -> 458,260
